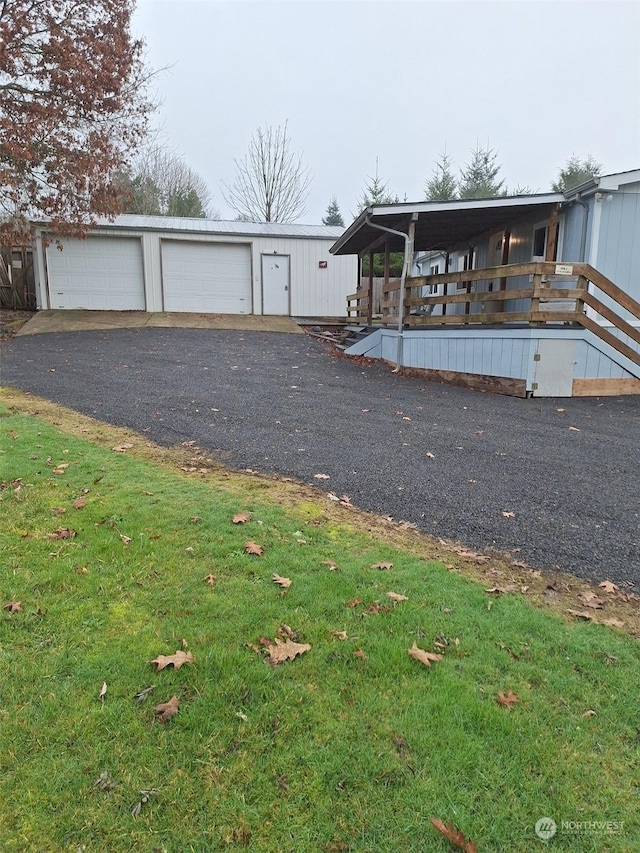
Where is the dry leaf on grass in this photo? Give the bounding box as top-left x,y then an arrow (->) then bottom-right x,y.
134,685 -> 155,705
154,695 -> 179,722
430,818 -> 478,853
47,527 -> 76,540
601,617 -> 625,628
120,534 -> 132,545
386,591 -> 408,602
266,638 -> 311,666
485,584 -> 519,595
331,630 -> 348,640
497,689 -> 519,710
99,682 -> 107,703
150,650 -> 194,671
321,559 -> 338,570
245,541 -> 264,556
567,608 -> 594,621
233,512 -> 251,524
3,601 -> 22,614
407,643 -> 443,668
599,580 -> 619,594
353,648 -> 367,659
73,496 -> 87,509
583,709 -> 597,718
272,574 -> 292,589
578,593 -> 604,610
112,443 -> 134,452
346,598 -> 363,608
203,573 -> 217,586
370,561 -> 393,570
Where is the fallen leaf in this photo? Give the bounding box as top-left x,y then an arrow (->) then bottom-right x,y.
568,426 -> 580,432
120,533 -> 132,545
407,643 -> 443,668
73,496 -> 87,509
154,695 -> 180,722
484,584 -> 519,595
346,598 -> 363,608
3,601 -> 22,614
314,473 -> 330,480
582,709 -> 597,718
386,591 -> 408,602
245,541 -> 264,556
599,580 -> 619,594
370,561 -> 393,570
321,559 -> 338,570
567,608 -> 594,621
233,512 -> 251,524
150,650 -> 194,671
327,492 -> 340,501
112,443 -> 134,452
134,685 -> 156,705
425,451 -> 435,459
47,527 -> 76,540
430,818 -> 478,853
578,592 -> 604,610
353,648 -> 367,659
331,630 -> 348,640
52,506 -> 66,515
53,462 -> 69,475
131,788 -> 159,817
75,566 -> 89,575
203,573 -> 217,586
190,515 -> 201,524
497,689 -> 519,710
556,407 -> 565,412
502,510 -> 515,518
272,574 -> 292,589
278,624 -> 298,640
266,638 -> 311,666
601,617 -> 625,628
99,682 -> 107,703
94,770 -> 117,791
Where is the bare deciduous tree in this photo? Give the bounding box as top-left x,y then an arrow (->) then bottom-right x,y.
0,0 -> 154,243
124,145 -> 217,218
222,122 -> 311,222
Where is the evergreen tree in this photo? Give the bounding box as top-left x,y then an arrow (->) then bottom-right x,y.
458,144 -> 505,199
425,150 -> 457,201
358,160 -> 398,210
552,155 -> 602,192
322,196 -> 345,226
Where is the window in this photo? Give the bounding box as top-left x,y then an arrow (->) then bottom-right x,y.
456,250 -> 474,291
532,225 -> 547,260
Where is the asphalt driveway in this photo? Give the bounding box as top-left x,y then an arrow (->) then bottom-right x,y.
2,327 -> 639,585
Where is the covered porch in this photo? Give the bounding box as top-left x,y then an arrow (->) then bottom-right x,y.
331,193 -> 640,397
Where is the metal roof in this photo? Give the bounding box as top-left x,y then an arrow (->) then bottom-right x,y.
330,194 -> 565,256
93,215 -> 344,241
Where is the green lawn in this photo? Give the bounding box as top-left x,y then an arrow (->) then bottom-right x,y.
1,403 -> 638,852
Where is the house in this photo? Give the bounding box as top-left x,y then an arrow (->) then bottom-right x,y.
331,170 -> 640,397
32,215 -> 357,318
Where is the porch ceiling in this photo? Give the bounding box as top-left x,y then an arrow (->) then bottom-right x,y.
330,194 -> 563,256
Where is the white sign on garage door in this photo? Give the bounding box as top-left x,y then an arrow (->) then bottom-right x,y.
162,241 -> 252,313
47,237 -> 145,310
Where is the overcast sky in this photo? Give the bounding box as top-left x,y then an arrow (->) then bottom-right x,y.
132,0 -> 640,224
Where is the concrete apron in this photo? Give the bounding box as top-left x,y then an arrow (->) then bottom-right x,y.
16,310 -> 304,336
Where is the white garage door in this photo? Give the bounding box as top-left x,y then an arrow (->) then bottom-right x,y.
162,241 -> 252,313
47,237 -> 145,310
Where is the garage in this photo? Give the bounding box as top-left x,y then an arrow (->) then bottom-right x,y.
161,240 -> 252,313
46,236 -> 145,310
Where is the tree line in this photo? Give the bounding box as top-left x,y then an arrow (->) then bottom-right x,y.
0,0 -> 605,246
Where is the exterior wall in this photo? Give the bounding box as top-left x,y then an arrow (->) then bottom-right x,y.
34,226 -> 357,317
346,327 -> 640,396
593,181 -> 640,303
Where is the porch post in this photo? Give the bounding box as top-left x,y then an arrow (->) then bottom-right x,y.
382,238 -> 390,325
367,250 -> 374,325
545,205 -> 560,263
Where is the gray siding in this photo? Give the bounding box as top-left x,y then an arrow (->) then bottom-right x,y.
594,182 -> 640,301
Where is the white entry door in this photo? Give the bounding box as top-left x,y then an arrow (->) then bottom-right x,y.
262,255 -> 290,315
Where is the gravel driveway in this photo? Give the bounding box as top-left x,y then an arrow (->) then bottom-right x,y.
2,327 -> 639,585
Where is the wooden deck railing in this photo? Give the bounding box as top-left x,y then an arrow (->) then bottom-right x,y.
356,261 -> 640,368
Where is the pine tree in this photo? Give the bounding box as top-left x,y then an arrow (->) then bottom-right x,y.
322,196 -> 345,226
358,160 -> 398,210
425,150 -> 457,201
552,155 -> 602,192
458,144 -> 505,199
